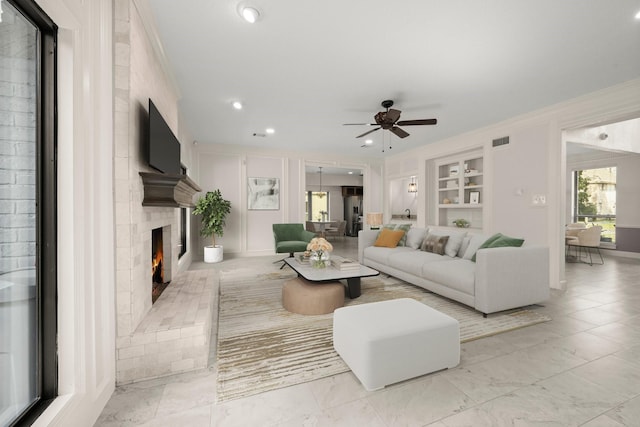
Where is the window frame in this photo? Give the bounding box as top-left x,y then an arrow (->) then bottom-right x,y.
6,0 -> 58,425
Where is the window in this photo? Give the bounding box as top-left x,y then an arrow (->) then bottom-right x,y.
306,191 -> 329,222
572,167 -> 616,243
0,0 -> 57,425
179,165 -> 187,258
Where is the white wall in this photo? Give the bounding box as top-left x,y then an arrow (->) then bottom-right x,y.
194,144 -> 380,257
34,0 -> 115,426
385,78 -> 640,289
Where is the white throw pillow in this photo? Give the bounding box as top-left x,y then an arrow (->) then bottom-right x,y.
462,234 -> 490,260
458,236 -> 472,258
429,231 -> 467,258
406,228 -> 428,249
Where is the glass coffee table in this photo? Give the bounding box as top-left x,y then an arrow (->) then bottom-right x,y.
284,255 -> 379,299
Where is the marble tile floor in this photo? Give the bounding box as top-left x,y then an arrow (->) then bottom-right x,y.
95,241 -> 640,427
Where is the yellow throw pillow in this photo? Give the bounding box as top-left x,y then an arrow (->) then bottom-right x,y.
374,228 -> 405,248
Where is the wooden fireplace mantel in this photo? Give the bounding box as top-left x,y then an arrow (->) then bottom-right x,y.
139,172 -> 202,208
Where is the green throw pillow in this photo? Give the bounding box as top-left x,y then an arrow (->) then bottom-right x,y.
488,235 -> 525,249
472,233 -> 525,262
381,223 -> 412,246
471,233 -> 502,262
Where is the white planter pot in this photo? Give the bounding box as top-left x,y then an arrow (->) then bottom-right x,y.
204,245 -> 223,263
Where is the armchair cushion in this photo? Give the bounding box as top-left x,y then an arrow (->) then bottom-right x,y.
273,223 -> 315,255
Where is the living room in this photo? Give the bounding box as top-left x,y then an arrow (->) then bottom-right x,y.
2,1 -> 639,426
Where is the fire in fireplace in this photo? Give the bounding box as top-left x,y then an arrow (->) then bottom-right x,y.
151,227 -> 169,303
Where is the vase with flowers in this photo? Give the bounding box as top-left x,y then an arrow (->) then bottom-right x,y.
306,237 -> 333,268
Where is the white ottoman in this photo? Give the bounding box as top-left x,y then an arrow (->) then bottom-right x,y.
333,298 -> 460,391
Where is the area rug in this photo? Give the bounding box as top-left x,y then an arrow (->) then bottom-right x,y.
215,265 -> 550,402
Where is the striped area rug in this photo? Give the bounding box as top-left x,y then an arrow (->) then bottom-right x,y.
215,270 -> 550,402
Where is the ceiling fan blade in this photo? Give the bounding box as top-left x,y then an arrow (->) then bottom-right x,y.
385,109 -> 401,123
390,126 -> 410,138
343,123 -> 378,126
356,127 -> 381,138
396,118 -> 438,126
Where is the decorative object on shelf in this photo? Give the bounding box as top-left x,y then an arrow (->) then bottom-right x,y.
248,177 -> 279,210
408,176 -> 417,193
307,237 -> 333,268
452,219 -> 470,228
366,212 -> 383,230
469,191 -> 480,204
442,198 -> 451,204
449,165 -> 459,177
193,189 -> 232,263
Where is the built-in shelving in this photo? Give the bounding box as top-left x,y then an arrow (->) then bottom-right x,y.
435,152 -> 483,228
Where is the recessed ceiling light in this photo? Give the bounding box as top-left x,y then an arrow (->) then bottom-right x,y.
232,101 -> 243,110
635,10 -> 640,19
348,171 -> 353,175
365,139 -> 373,145
241,7 -> 260,23
265,128 -> 275,134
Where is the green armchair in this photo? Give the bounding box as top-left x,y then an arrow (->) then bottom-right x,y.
273,223 -> 316,268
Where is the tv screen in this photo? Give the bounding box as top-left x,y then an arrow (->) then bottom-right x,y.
148,99 -> 181,175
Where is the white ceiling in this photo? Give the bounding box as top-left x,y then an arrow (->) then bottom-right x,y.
148,0 -> 640,158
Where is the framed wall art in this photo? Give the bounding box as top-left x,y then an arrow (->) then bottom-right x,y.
469,191 -> 480,205
248,177 -> 280,210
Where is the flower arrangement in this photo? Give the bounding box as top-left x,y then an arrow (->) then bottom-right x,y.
307,237 -> 333,268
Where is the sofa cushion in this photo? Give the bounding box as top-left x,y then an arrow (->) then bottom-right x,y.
488,234 -> 525,248
382,223 -> 412,246
405,227 -> 428,249
462,234 -> 491,260
364,246 -> 414,265
374,228 -> 405,248
428,231 -> 467,258
420,234 -> 449,255
421,259 -> 476,296
388,250 -> 450,277
471,233 -> 503,262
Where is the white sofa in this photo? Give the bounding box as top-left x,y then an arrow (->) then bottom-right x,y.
358,227 -> 550,315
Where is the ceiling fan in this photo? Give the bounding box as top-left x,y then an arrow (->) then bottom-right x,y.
344,100 -> 437,139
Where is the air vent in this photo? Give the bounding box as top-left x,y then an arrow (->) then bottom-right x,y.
492,136 -> 510,147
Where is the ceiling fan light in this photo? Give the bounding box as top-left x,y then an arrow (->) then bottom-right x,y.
242,7 -> 259,23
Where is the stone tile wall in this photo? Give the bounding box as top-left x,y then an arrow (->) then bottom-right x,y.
113,0 -> 203,384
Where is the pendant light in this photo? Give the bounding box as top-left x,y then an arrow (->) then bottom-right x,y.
317,167 -> 325,198
408,176 -> 417,193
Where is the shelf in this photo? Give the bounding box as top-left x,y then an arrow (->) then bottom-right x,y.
463,172 -> 483,178
439,187 -> 459,192
438,176 -> 459,181
438,203 -> 483,209
464,185 -> 483,190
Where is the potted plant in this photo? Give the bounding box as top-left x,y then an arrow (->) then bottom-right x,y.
193,189 -> 232,263
452,218 -> 470,228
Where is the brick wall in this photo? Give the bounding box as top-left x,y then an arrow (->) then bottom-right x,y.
0,14 -> 36,274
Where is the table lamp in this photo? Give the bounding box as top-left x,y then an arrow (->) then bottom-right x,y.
366,212 -> 383,230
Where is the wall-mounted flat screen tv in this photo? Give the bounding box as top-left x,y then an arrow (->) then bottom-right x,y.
148,99 -> 181,175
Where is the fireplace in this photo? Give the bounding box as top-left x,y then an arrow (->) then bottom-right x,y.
151,226 -> 171,303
